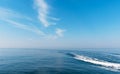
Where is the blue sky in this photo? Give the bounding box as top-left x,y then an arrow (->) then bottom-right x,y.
0,0 -> 120,48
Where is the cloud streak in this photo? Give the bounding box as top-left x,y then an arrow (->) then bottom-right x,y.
5,19 -> 45,36
0,0 -> 65,39
34,0 -> 59,27
56,28 -> 65,37
0,7 -> 33,21
45,28 -> 65,40
0,7 -> 45,36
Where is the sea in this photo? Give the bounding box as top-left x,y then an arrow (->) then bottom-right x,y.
0,48 -> 120,74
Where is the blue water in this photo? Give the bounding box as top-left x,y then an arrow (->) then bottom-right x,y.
0,48 -> 120,74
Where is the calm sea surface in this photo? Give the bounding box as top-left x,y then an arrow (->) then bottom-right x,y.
0,48 -> 120,74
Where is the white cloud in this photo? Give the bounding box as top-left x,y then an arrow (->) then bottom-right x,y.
0,7 -> 45,36
56,28 -> 65,37
5,19 -> 45,36
0,6 -> 65,39
34,0 -> 59,27
0,7 -> 33,21
45,28 -> 65,40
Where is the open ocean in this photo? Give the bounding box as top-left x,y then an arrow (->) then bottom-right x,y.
0,48 -> 120,74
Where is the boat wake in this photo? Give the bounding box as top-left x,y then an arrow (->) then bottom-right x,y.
67,53 -> 120,72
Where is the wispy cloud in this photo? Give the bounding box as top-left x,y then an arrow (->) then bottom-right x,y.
0,1 -> 65,39
34,0 -> 65,39
45,28 -> 65,40
34,0 -> 59,27
56,28 -> 65,37
0,7 -> 45,36
5,19 -> 45,36
0,7 -> 33,21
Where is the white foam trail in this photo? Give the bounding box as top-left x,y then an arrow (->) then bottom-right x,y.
73,54 -> 120,72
